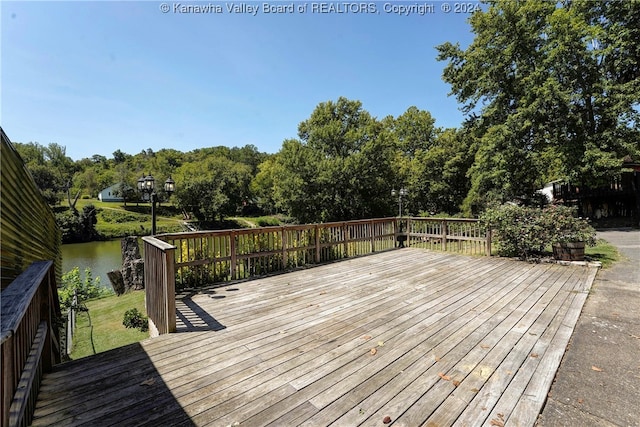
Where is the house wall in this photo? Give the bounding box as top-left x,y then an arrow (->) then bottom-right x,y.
98,185 -> 124,202
0,128 -> 62,289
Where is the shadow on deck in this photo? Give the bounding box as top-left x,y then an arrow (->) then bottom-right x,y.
31,249 -> 598,426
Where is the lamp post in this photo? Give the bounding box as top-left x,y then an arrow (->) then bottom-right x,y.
137,174 -> 175,235
391,188 -> 408,217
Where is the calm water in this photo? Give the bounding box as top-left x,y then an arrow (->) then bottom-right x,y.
61,239 -> 132,289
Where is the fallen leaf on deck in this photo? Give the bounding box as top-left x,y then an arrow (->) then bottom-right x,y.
490,419 -> 504,427
140,378 -> 155,386
383,416 -> 392,424
578,398 -> 584,404
438,372 -> 451,381
471,388 -> 479,393
452,380 -> 461,387
362,335 -> 372,340
481,344 -> 490,349
528,332 -> 538,336
591,365 -> 603,372
370,348 -> 377,355
433,355 -> 441,362
378,341 -> 385,347
530,353 -> 539,358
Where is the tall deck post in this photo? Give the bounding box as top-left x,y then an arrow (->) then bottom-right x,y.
441,219 -> 448,251
142,237 -> 176,337
343,222 -> 349,258
315,224 -> 321,263
281,227 -> 288,269
230,231 -> 237,280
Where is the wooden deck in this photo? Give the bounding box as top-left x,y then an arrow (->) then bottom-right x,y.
31,249 -> 598,427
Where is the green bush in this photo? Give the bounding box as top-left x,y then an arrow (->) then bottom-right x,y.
100,209 -> 144,223
480,204 -> 596,259
59,267 -> 113,310
254,216 -> 280,227
122,308 -> 149,332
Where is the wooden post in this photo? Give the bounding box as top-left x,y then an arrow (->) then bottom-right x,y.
2,335 -> 15,427
486,227 -> 492,256
230,231 -> 237,280
163,247 -> 176,333
281,227 -> 288,269
343,222 -> 348,258
315,224 -> 321,263
370,220 -> 375,253
442,219 -> 448,252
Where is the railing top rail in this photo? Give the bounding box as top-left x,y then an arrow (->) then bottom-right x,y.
1,260 -> 54,345
157,217 -> 399,241
407,217 -> 480,223
141,236 -> 177,251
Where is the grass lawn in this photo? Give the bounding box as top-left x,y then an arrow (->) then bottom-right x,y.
585,237 -> 620,269
70,290 -> 147,359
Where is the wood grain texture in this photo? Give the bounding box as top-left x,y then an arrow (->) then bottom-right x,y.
30,249 -> 597,427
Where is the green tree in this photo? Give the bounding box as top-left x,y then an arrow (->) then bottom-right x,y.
437,0 -> 640,214
58,267 -> 112,311
384,107 -> 441,214
412,128 -> 474,215
271,98 -> 397,223
174,156 -> 252,222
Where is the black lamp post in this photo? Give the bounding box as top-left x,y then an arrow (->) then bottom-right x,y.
391,188 -> 408,217
137,174 -> 175,235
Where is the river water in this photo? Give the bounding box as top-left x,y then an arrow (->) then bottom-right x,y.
61,239 -> 128,289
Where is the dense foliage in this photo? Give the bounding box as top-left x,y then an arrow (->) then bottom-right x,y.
437,0 -> 640,214
480,204 -> 596,259
122,308 -> 149,332
55,204 -> 99,243
58,267 -> 113,311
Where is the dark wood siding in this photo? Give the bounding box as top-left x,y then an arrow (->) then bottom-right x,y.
1,128 -> 61,289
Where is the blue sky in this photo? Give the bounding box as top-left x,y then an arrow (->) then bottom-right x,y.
2,1 -> 479,160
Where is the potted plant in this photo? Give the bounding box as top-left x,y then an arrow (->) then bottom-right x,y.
543,206 -> 596,261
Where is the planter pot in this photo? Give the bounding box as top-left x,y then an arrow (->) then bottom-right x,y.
552,241 -> 586,261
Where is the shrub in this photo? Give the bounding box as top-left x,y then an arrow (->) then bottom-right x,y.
480,204 -> 548,258
255,216 -> 280,227
59,267 -> 113,310
480,204 -> 596,259
122,308 -> 149,332
100,210 -> 144,223
540,205 -> 596,245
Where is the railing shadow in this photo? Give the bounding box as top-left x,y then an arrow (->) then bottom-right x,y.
31,342 -> 196,425
175,295 -> 227,332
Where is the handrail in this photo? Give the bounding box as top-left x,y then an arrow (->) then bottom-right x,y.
1,261 -> 61,427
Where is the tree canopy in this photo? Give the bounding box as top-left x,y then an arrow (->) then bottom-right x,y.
437,0 -> 640,213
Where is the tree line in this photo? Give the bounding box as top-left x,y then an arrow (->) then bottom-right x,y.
15,0 -> 639,227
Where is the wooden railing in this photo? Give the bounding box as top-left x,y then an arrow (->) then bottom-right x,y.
160,218 -> 397,289
1,261 -> 61,427
142,217 -> 490,335
407,217 -> 491,256
142,237 -> 177,337
143,218 -> 491,335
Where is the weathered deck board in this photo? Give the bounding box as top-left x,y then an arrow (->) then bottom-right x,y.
31,249 -> 597,427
